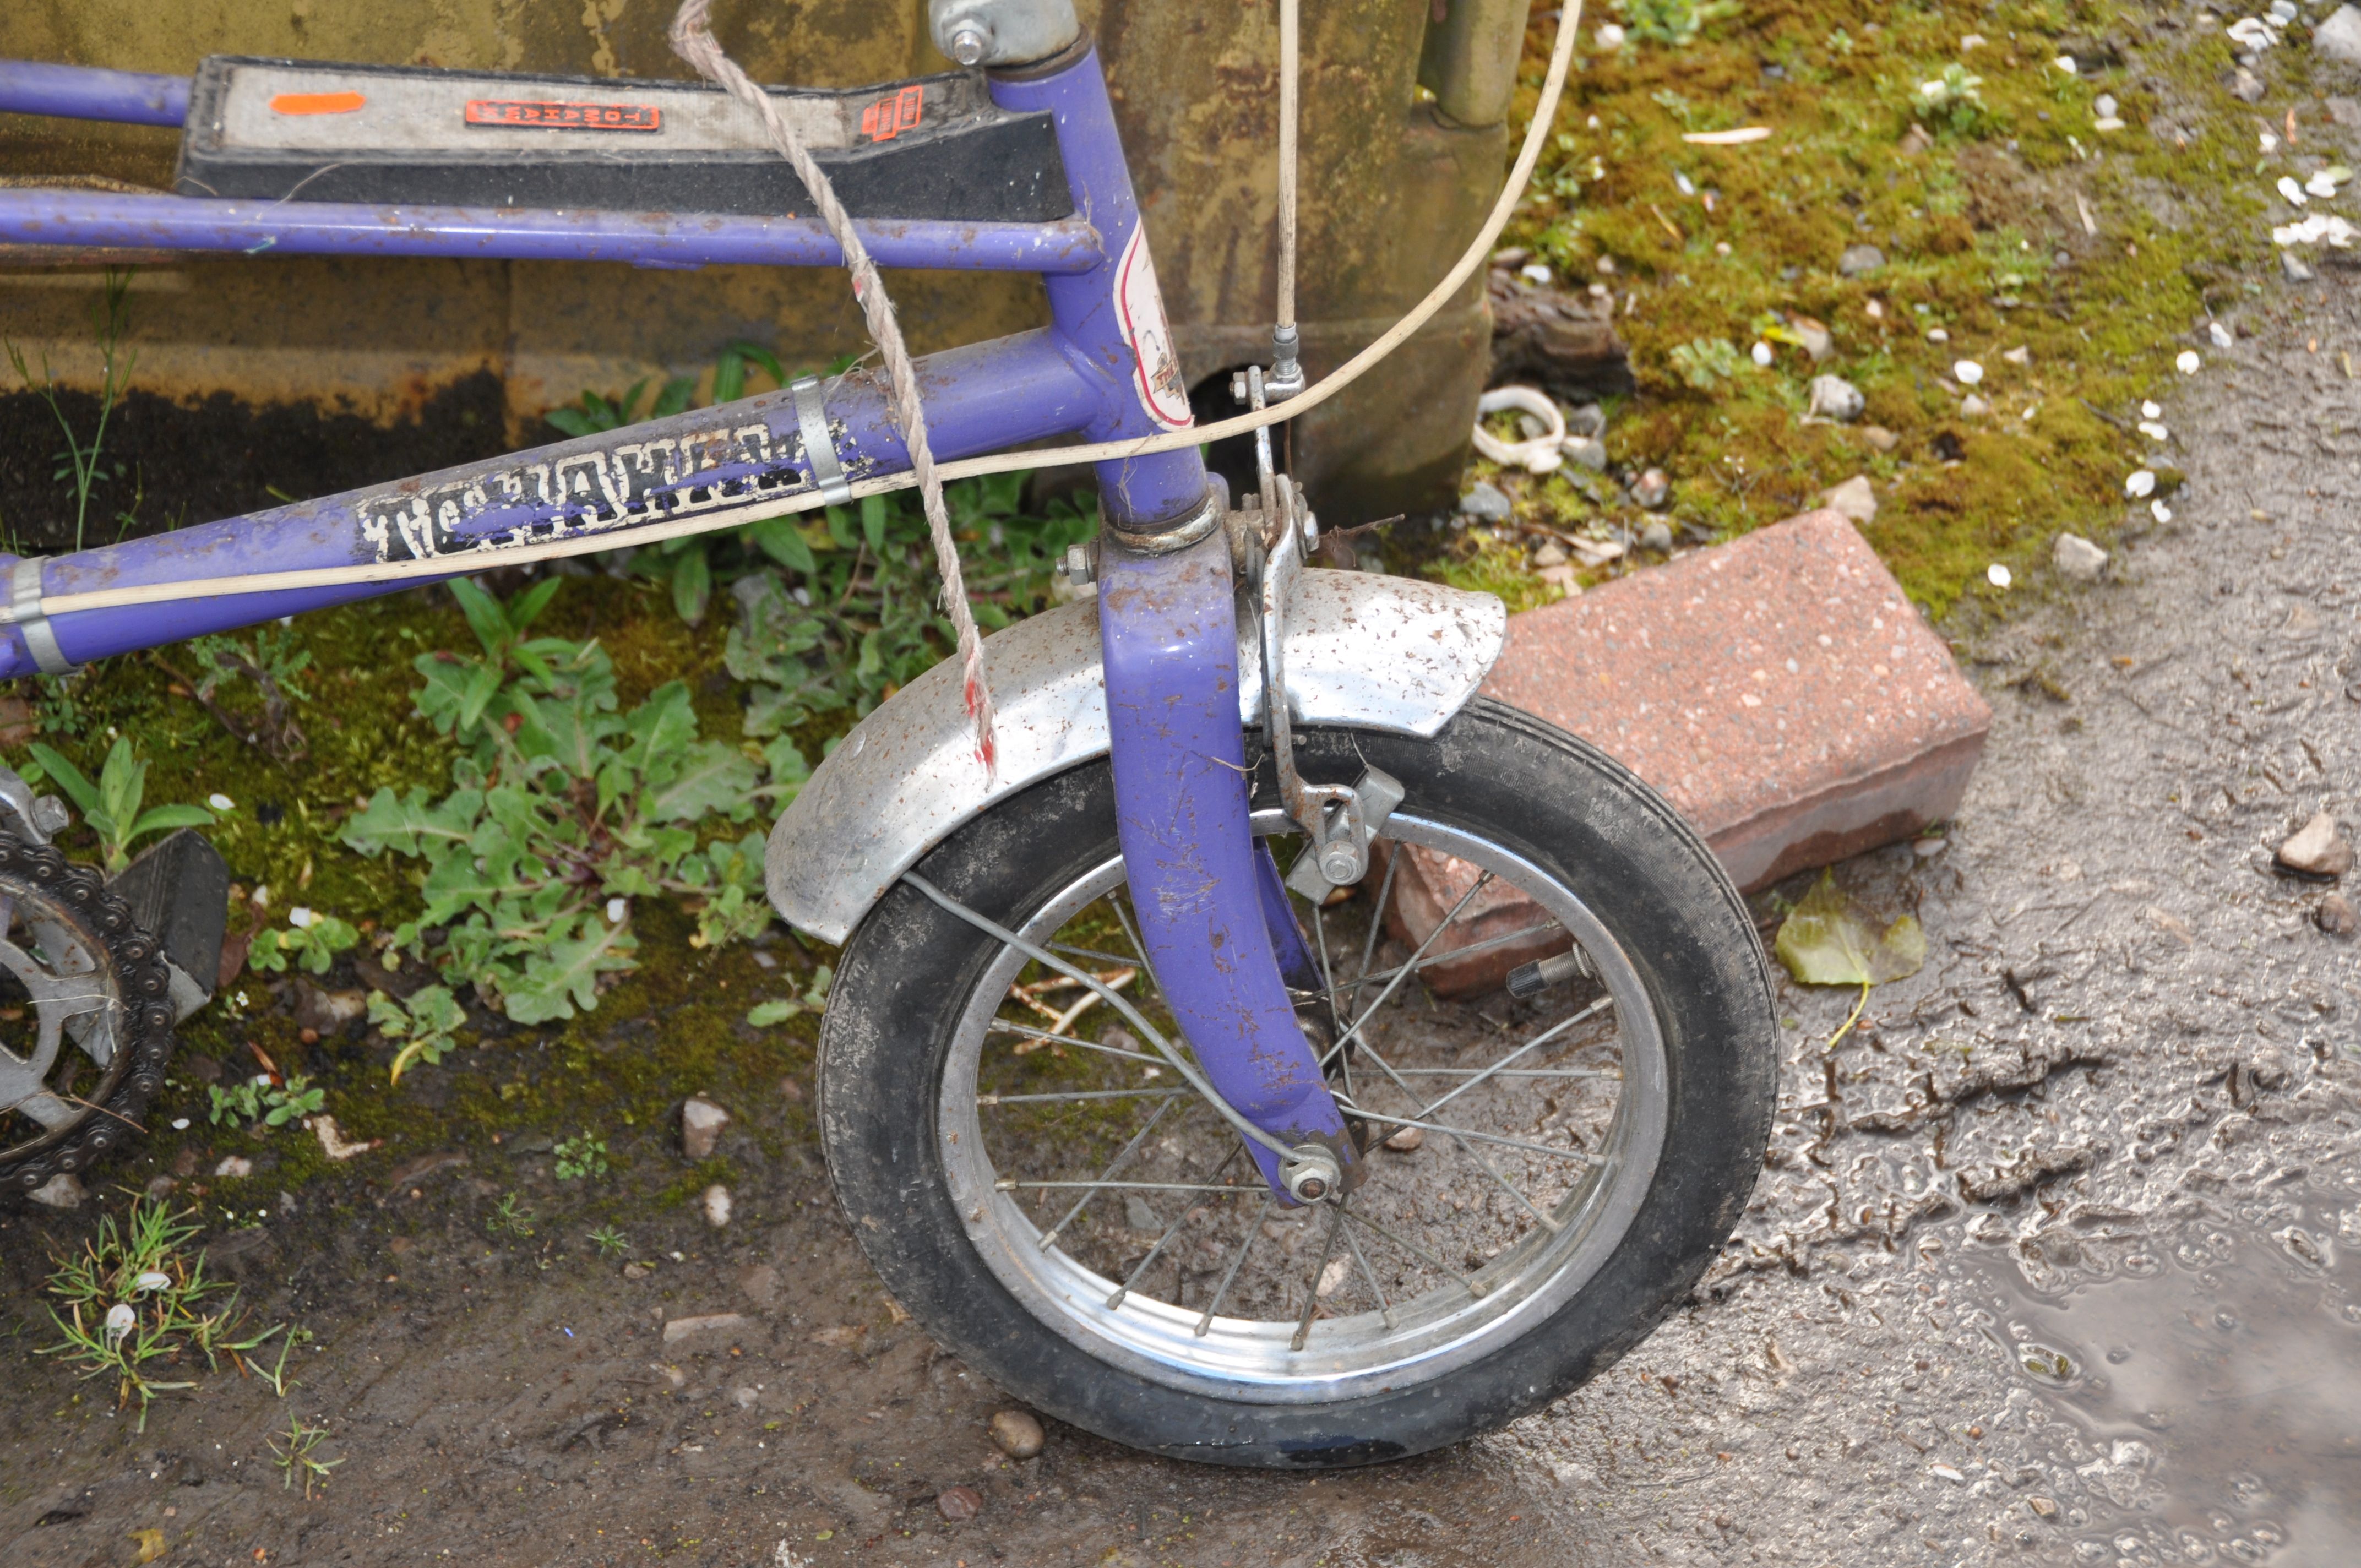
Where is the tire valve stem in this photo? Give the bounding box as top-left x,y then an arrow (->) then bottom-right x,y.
1505,948 -> 1594,1001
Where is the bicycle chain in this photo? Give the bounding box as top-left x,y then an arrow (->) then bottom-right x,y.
0,831 -> 177,1194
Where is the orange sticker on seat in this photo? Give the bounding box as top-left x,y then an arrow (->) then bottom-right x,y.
270,91 -> 367,116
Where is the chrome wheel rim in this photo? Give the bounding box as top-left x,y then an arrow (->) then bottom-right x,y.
937,809 -> 1668,1404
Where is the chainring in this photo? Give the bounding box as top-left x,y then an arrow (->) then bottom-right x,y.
0,831 -> 177,1193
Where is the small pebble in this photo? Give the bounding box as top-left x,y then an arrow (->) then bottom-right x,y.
936,1485 -> 983,1522
2283,251 -> 2319,284
989,1407 -> 1047,1459
1837,243 -> 1885,277
1457,481 -> 1513,523
1952,359 -> 1983,385
1631,469 -> 1671,510
2208,322 -> 2234,349
215,1156 -> 253,1179
2176,350 -> 2202,374
2124,470 -> 2157,498
2002,345 -> 2030,367
2318,892 -> 2356,938
208,793 -> 234,812
1750,341 -> 1775,367
2092,94 -> 2118,119
1859,424 -> 1898,453
1821,475 -> 1878,524
702,1182 -> 733,1228
681,1095 -> 731,1161
1383,1125 -> 1426,1152
2028,1496 -> 2060,1520
1639,519 -> 1674,551
28,1172 -> 85,1209
2053,533 -> 2108,582
2276,812 -> 2353,879
1807,375 -> 1865,422
1987,563 -> 2013,589
1959,394 -> 1990,417
1925,327 -> 1950,343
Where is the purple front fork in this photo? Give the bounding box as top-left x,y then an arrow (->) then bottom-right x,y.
995,50 -> 1358,1199
0,42 -> 1353,1200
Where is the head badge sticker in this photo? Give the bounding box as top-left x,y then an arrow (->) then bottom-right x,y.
1113,228 -> 1193,431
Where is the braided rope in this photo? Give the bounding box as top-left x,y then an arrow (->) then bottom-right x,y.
670,0 -> 997,772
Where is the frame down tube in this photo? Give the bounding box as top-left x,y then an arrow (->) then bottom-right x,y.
992,43 -> 1357,1200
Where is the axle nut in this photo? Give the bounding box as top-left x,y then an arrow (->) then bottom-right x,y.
1281,1144 -> 1341,1205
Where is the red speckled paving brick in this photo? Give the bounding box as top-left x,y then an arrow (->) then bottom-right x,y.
1385,509 -> 1992,994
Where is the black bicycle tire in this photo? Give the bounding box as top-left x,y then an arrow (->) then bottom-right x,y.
817,698 -> 1775,1467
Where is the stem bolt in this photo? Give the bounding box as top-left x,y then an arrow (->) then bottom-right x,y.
948,24 -> 992,65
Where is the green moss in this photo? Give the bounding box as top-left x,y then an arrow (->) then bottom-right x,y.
1450,0 -> 2275,616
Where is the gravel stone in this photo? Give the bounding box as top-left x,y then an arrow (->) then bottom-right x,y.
2276,812 -> 2353,878
27,1173 -> 84,1208
988,1408 -> 1046,1459
1821,475 -> 1878,524
1837,243 -> 1886,276
2053,532 -> 2109,581
1631,469 -> 1671,509
1808,375 -> 1865,422
935,1484 -> 983,1522
1457,480 -> 1513,521
2316,6 -> 2361,66
681,1094 -> 731,1161
2319,892 -> 2357,937
2231,67 -> 2267,102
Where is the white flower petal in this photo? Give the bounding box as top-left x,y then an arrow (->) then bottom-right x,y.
1987,563 -> 2013,589
208,793 -> 234,812
2278,176 -> 2308,207
606,897 -> 629,924
133,1271 -> 172,1293
2125,470 -> 2157,498
2151,500 -> 2174,523
2176,350 -> 2202,374
288,906 -> 314,928
1751,341 -> 1775,367
1953,360 -> 1984,385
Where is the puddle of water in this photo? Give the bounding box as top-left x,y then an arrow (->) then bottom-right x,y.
1963,1197 -> 2361,1566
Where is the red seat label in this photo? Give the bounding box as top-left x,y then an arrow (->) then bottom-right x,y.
861,85 -> 925,143
464,100 -> 662,132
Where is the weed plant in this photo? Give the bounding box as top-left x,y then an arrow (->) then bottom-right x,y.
40,1198 -> 285,1430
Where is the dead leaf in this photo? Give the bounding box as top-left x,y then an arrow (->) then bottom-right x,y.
133,1529 -> 168,1565
1774,872 -> 1928,987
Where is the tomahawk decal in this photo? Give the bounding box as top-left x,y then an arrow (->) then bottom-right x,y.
357,415 -> 843,563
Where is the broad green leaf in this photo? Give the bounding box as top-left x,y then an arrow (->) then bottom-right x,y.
503,913 -> 637,1024
24,742 -> 97,815
507,578 -> 564,634
746,998 -> 802,1027
97,737 -> 144,836
449,578 -> 513,661
859,493 -> 888,553
651,374 -> 697,419
670,547 -> 712,626
1773,872 -> 1928,988
743,516 -> 817,575
129,804 -> 214,840
623,681 -> 700,782
644,739 -> 757,824
342,786 -> 482,857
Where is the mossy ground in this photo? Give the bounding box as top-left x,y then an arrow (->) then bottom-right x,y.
1415,0 -> 2302,620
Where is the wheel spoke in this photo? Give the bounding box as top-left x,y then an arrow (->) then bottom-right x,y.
1107,1144 -> 1247,1309
1290,1206 -> 1345,1352
1106,887 -> 1163,1004
1413,996 -> 1613,1123
1346,846 -> 1399,1017
1380,1067 -> 1618,1081
1341,1204 -> 1485,1299
1309,897 -> 1343,1038
1194,1197 -> 1271,1336
1346,1106 -> 1601,1166
997,1179 -> 1259,1194
985,1020 -> 1164,1068
1321,870 -> 1494,1070
1337,1200 -> 1399,1329
1038,1095 -> 1188,1252
1307,921 -> 1567,1000
978,1087 -> 1183,1106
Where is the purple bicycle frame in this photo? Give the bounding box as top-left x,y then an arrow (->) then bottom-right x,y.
0,41 -> 1356,1199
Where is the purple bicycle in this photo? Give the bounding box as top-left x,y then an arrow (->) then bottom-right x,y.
0,1 -> 1771,1465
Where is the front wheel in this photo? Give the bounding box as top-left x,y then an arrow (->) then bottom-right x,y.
817,699 -> 1775,1467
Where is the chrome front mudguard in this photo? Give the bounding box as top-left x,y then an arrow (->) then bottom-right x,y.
764,569 -> 1506,944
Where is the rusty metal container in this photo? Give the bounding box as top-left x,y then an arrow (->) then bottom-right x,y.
0,0 -> 1526,522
